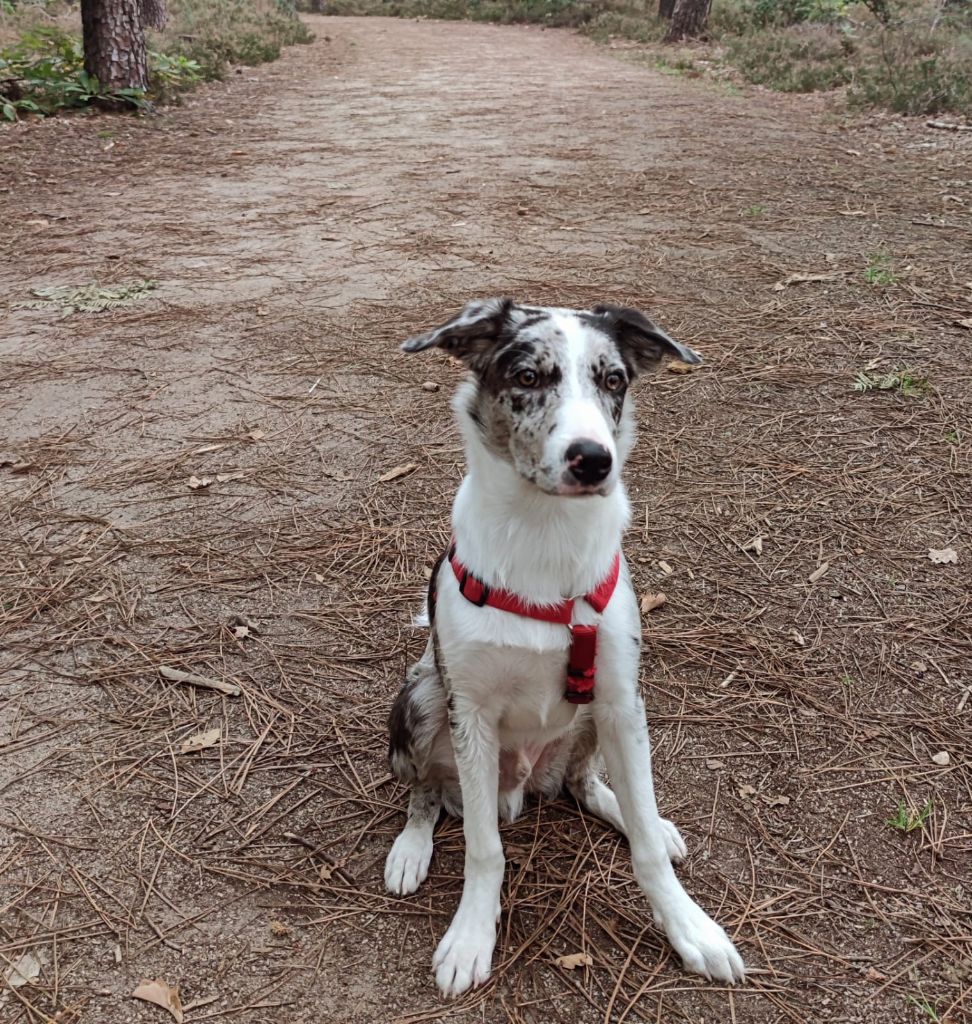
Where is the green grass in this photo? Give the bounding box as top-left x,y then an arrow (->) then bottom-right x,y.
888,798 -> 932,833
863,248 -> 896,286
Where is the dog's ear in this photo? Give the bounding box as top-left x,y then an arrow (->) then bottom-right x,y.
593,304 -> 701,373
401,298 -> 513,366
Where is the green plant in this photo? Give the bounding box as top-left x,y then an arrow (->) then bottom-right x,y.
852,367 -> 930,397
0,26 -> 148,119
745,203 -> 766,216
725,23 -> 855,92
888,798 -> 932,833
907,992 -> 943,1022
864,248 -> 895,285
944,429 -> 960,445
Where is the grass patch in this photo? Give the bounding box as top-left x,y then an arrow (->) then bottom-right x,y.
863,247 -> 896,285
888,798 -> 933,832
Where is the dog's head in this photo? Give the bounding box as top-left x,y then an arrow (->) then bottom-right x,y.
402,299 -> 700,497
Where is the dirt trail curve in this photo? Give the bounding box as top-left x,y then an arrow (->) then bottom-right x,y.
2,15 -> 971,1024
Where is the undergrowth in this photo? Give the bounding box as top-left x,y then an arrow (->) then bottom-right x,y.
0,0 -> 312,120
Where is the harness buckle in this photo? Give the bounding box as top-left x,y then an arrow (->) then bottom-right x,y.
459,570 -> 491,607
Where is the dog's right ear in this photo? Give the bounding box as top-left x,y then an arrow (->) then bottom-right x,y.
401,298 -> 513,366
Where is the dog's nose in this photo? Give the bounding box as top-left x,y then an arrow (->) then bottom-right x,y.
566,441 -> 612,485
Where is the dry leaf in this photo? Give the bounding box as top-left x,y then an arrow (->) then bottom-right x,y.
187,475 -> 212,490
666,360 -> 696,375
789,628 -> 806,647
132,979 -> 184,1023
269,920 -> 290,937
931,750 -> 951,766
180,728 -> 221,754
763,794 -> 791,807
741,535 -> 763,555
312,572 -> 325,583
773,272 -> 839,291
705,759 -> 726,770
555,952 -> 593,970
216,471 -> 245,483
232,624 -> 250,640
246,428 -> 265,441
956,318 -> 972,331
640,592 -> 667,614
738,784 -> 757,800
319,863 -> 334,881
910,660 -> 928,675
657,560 -> 674,576
256,306 -> 268,317
807,562 -> 830,584
865,967 -> 887,982
377,463 -> 417,483
928,547 -> 958,564
5,952 -> 41,988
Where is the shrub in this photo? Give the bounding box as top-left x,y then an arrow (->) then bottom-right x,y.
848,16 -> 972,115
159,0 -> 314,80
726,22 -> 855,91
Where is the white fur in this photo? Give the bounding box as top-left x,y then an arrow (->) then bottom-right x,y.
387,308 -> 745,996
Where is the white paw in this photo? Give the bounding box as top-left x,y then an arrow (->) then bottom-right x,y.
659,899 -> 745,984
660,818 -> 688,862
432,915 -> 496,997
385,829 -> 433,895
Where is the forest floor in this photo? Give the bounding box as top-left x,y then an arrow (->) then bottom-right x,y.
1,15 -> 971,1024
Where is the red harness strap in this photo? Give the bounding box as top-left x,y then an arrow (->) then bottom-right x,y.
448,541 -> 621,704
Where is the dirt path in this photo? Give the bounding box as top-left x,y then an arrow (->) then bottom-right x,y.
2,15 -> 971,1024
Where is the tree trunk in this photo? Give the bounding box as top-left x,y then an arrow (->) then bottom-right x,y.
140,0 -> 167,30
80,0 -> 149,93
658,0 -> 676,18
665,0 -> 712,40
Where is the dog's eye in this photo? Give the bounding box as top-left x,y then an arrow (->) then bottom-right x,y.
604,371 -> 626,392
516,368 -> 539,388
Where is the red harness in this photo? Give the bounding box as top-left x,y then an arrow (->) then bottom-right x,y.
447,541 -> 621,704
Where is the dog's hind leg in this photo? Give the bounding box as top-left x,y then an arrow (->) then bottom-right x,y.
385,639 -> 450,895
385,782 -> 442,895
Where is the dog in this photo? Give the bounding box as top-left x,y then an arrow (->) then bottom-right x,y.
385,299 -> 745,997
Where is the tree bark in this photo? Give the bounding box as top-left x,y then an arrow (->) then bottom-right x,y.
665,0 -> 712,40
80,0 -> 149,92
658,0 -> 676,18
140,0 -> 167,31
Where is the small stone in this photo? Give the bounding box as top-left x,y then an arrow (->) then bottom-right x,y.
932,750 -> 950,766
421,381 -> 440,392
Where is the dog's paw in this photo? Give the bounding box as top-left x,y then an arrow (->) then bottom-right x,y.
432,916 -> 496,997
659,818 -> 688,862
659,900 -> 745,984
384,829 -> 433,895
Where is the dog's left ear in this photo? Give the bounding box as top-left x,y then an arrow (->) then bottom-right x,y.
593,304 -> 701,373
401,298 -> 513,366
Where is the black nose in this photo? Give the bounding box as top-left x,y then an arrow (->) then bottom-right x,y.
566,441 -> 613,485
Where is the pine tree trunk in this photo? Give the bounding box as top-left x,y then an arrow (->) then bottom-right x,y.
80,0 -> 149,93
140,0 -> 166,30
664,0 -> 712,40
658,0 -> 676,19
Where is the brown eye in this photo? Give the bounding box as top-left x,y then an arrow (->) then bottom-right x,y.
516,368 -> 539,388
604,371 -> 625,392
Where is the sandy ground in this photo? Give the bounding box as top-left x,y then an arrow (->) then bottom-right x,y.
1,15 -> 971,1024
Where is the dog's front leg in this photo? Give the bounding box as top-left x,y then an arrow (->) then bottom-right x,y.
594,694 -> 746,984
433,692 -> 503,997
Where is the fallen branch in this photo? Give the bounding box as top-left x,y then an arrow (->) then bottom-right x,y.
159,665 -> 240,696
926,120 -> 972,132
